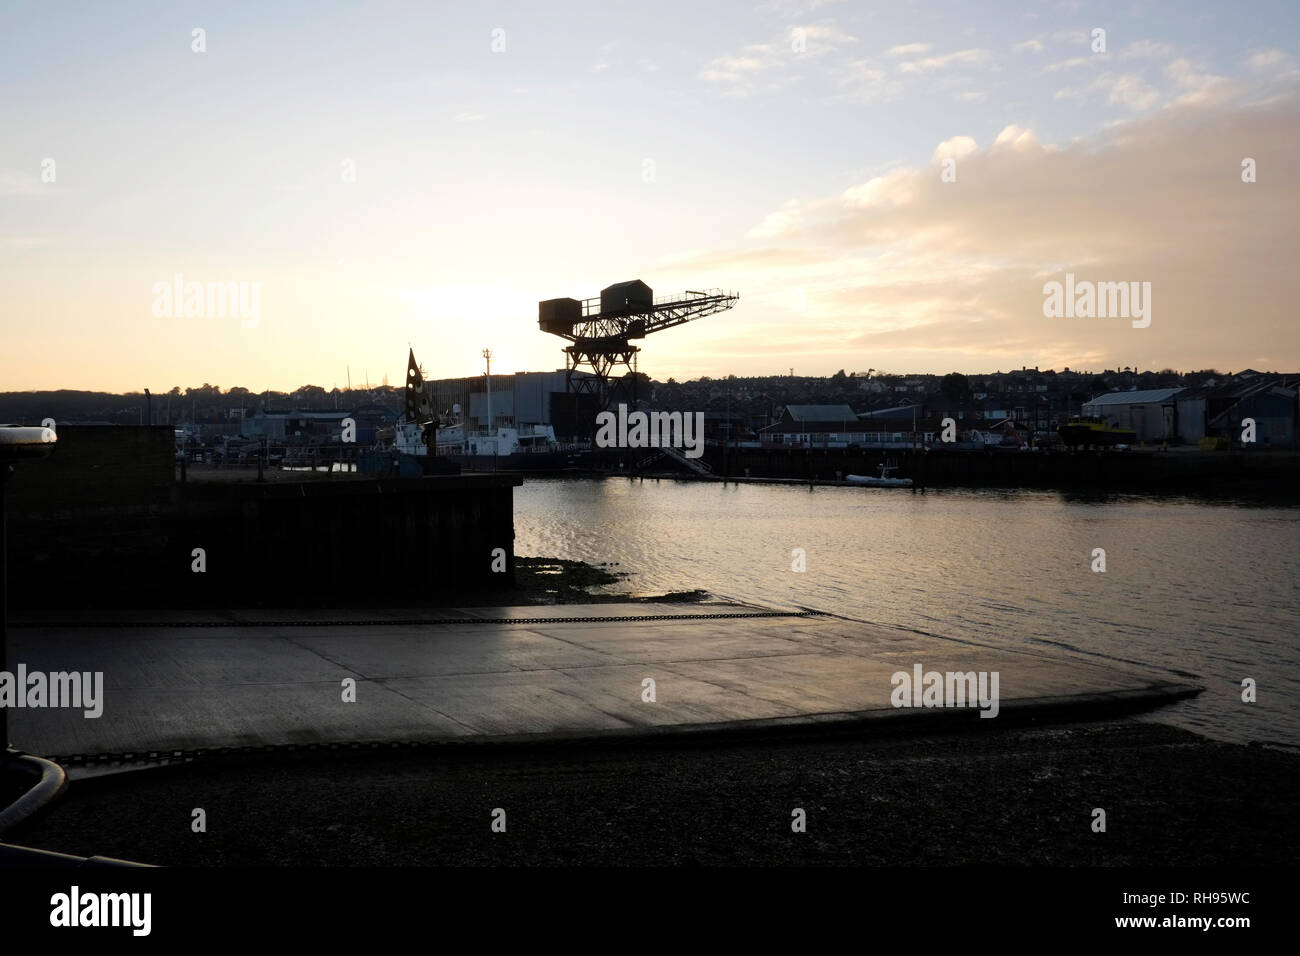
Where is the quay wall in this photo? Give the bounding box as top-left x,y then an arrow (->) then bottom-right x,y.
590,444 -> 1300,496
701,447 -> 1300,495
4,426 -> 520,608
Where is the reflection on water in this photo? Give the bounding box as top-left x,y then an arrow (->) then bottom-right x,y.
515,477 -> 1300,747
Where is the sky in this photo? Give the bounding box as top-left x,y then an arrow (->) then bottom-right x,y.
1,0 -> 1297,392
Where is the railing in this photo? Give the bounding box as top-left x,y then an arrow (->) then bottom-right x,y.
765,432 -> 934,445
580,289 -> 739,318
660,444 -> 717,477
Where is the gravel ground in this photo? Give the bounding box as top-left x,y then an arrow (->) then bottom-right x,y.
10,720 -> 1297,866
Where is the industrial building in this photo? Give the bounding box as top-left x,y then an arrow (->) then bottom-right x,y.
235,405 -> 399,444
1087,378 -> 1297,446
1176,378 -> 1298,446
428,369 -> 599,441
1081,388 -> 1185,442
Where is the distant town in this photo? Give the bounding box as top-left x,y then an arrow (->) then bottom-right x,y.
3,365 -> 1296,450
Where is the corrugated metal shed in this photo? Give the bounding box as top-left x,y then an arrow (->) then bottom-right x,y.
1083,389 -> 1185,442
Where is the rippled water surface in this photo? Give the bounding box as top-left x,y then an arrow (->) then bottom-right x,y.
515,477 -> 1300,747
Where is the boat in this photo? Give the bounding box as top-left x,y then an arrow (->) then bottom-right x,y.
845,463 -> 913,487
391,418 -> 577,469
1058,418 -> 1137,448
372,346 -> 587,472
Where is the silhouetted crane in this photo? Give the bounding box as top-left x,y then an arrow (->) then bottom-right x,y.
538,280 -> 738,417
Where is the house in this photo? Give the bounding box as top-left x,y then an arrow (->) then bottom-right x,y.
761,405 -> 860,444
760,404 -> 938,448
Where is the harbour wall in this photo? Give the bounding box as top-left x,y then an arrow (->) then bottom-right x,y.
5,426 -> 520,608
603,445 -> 1300,496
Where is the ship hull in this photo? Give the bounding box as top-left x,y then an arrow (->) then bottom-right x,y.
846,474 -> 913,487
1058,424 -> 1137,447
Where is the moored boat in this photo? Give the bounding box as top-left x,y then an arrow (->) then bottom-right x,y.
1058,418 -> 1137,447
846,463 -> 913,487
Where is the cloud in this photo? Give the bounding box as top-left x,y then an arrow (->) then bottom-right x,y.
1013,39 -> 1045,54
1055,71 -> 1160,111
1045,56 -> 1096,72
1050,29 -> 1089,46
1164,58 -> 1237,106
835,58 -> 903,103
747,199 -> 804,239
1120,39 -> 1174,60
698,43 -> 792,94
797,23 -> 858,47
840,168 -> 918,209
897,48 -> 997,73
1246,48 -> 1289,70
699,19 -> 857,96
932,135 -> 979,161
887,43 -> 932,56
671,88 -> 1300,373
753,0 -> 844,17
991,125 -> 1039,149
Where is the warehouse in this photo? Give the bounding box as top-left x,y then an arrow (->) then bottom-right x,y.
1081,388 -> 1184,442
428,369 -> 599,440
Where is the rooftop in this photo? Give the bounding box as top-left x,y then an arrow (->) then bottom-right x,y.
1085,388 -> 1185,405
781,404 -> 858,422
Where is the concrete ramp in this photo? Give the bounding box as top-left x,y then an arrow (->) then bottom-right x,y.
5,605 -> 1199,760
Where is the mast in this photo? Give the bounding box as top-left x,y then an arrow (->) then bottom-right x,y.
404,347 -> 436,454
483,349 -> 493,435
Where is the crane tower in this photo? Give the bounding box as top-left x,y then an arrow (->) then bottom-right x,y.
538,280 -> 738,416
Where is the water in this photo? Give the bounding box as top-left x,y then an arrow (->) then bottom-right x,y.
514,477 -> 1300,747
